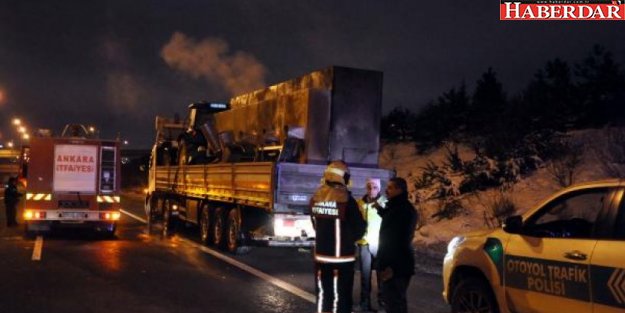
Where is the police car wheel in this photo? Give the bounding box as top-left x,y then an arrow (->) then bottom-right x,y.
451,277 -> 499,313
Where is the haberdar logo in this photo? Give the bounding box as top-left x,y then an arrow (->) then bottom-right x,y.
500,0 -> 625,20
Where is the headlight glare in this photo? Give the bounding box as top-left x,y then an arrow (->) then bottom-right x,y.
447,236 -> 465,255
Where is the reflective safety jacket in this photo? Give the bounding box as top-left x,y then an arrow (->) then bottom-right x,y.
310,182 -> 366,263
356,194 -> 386,255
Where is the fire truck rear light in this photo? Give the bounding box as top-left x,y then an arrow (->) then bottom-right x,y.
23,211 -> 45,220
100,212 -> 121,220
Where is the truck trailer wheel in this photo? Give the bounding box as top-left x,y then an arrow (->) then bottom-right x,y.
146,194 -> 157,234
212,208 -> 225,248
226,208 -> 250,255
162,199 -> 176,237
200,204 -> 213,245
451,276 -> 499,313
104,223 -> 117,239
24,223 -> 36,239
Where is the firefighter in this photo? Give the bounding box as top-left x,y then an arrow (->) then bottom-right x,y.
310,160 -> 366,313
355,178 -> 386,312
4,177 -> 22,227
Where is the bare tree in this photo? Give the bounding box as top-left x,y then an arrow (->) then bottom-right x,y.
548,140 -> 583,187
596,127 -> 625,178
483,191 -> 517,228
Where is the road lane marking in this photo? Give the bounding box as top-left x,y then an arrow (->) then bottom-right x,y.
2,236 -> 22,240
32,236 -> 43,261
120,210 -> 316,304
180,238 -> 316,304
120,209 -> 147,224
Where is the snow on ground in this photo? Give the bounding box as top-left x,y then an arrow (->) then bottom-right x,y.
379,128 -> 623,272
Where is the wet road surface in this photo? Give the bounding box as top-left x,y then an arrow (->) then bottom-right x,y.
0,193 -> 448,313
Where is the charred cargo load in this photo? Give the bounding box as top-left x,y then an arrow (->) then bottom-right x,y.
146,66 -> 392,253
215,66 -> 383,167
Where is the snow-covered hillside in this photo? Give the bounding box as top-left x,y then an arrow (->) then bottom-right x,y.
380,128 -> 624,255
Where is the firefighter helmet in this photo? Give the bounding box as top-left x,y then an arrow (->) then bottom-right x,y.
324,160 -> 350,185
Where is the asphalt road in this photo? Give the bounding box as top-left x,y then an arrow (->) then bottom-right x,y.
0,193 -> 448,313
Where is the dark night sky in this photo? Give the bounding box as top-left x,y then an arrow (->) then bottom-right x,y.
1,0 -> 624,148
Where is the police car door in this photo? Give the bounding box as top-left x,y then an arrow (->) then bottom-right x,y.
504,187 -> 612,313
590,188 -> 625,313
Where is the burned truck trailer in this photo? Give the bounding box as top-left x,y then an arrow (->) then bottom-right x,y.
146,66 -> 393,253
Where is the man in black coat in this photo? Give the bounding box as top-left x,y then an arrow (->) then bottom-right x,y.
4,177 -> 22,227
376,177 -> 417,313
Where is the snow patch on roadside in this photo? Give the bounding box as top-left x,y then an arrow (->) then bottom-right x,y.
380,128 -> 623,273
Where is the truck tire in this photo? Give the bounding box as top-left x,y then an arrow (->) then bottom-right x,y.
451,276 -> 499,313
146,194 -> 156,234
162,199 -> 175,237
104,224 -> 117,239
226,208 -> 250,255
24,223 -> 36,239
200,204 -> 213,245
212,207 -> 225,248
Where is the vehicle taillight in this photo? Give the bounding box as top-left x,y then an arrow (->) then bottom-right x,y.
24,210 -> 46,220
100,212 -> 121,221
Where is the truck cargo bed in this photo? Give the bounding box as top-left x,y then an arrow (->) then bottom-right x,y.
155,162 -> 274,210
155,161 -> 393,213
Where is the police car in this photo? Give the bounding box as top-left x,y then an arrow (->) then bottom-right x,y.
442,179 -> 625,313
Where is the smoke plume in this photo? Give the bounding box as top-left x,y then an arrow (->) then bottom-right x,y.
106,71 -> 146,113
161,32 -> 267,96
99,37 -> 148,114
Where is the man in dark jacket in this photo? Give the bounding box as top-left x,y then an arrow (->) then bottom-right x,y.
310,160 -> 367,313
376,177 -> 417,313
4,177 -> 22,227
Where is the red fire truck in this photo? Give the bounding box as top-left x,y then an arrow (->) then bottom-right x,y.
23,125 -> 122,236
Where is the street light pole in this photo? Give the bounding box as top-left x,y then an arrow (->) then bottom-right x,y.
11,117 -> 30,155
